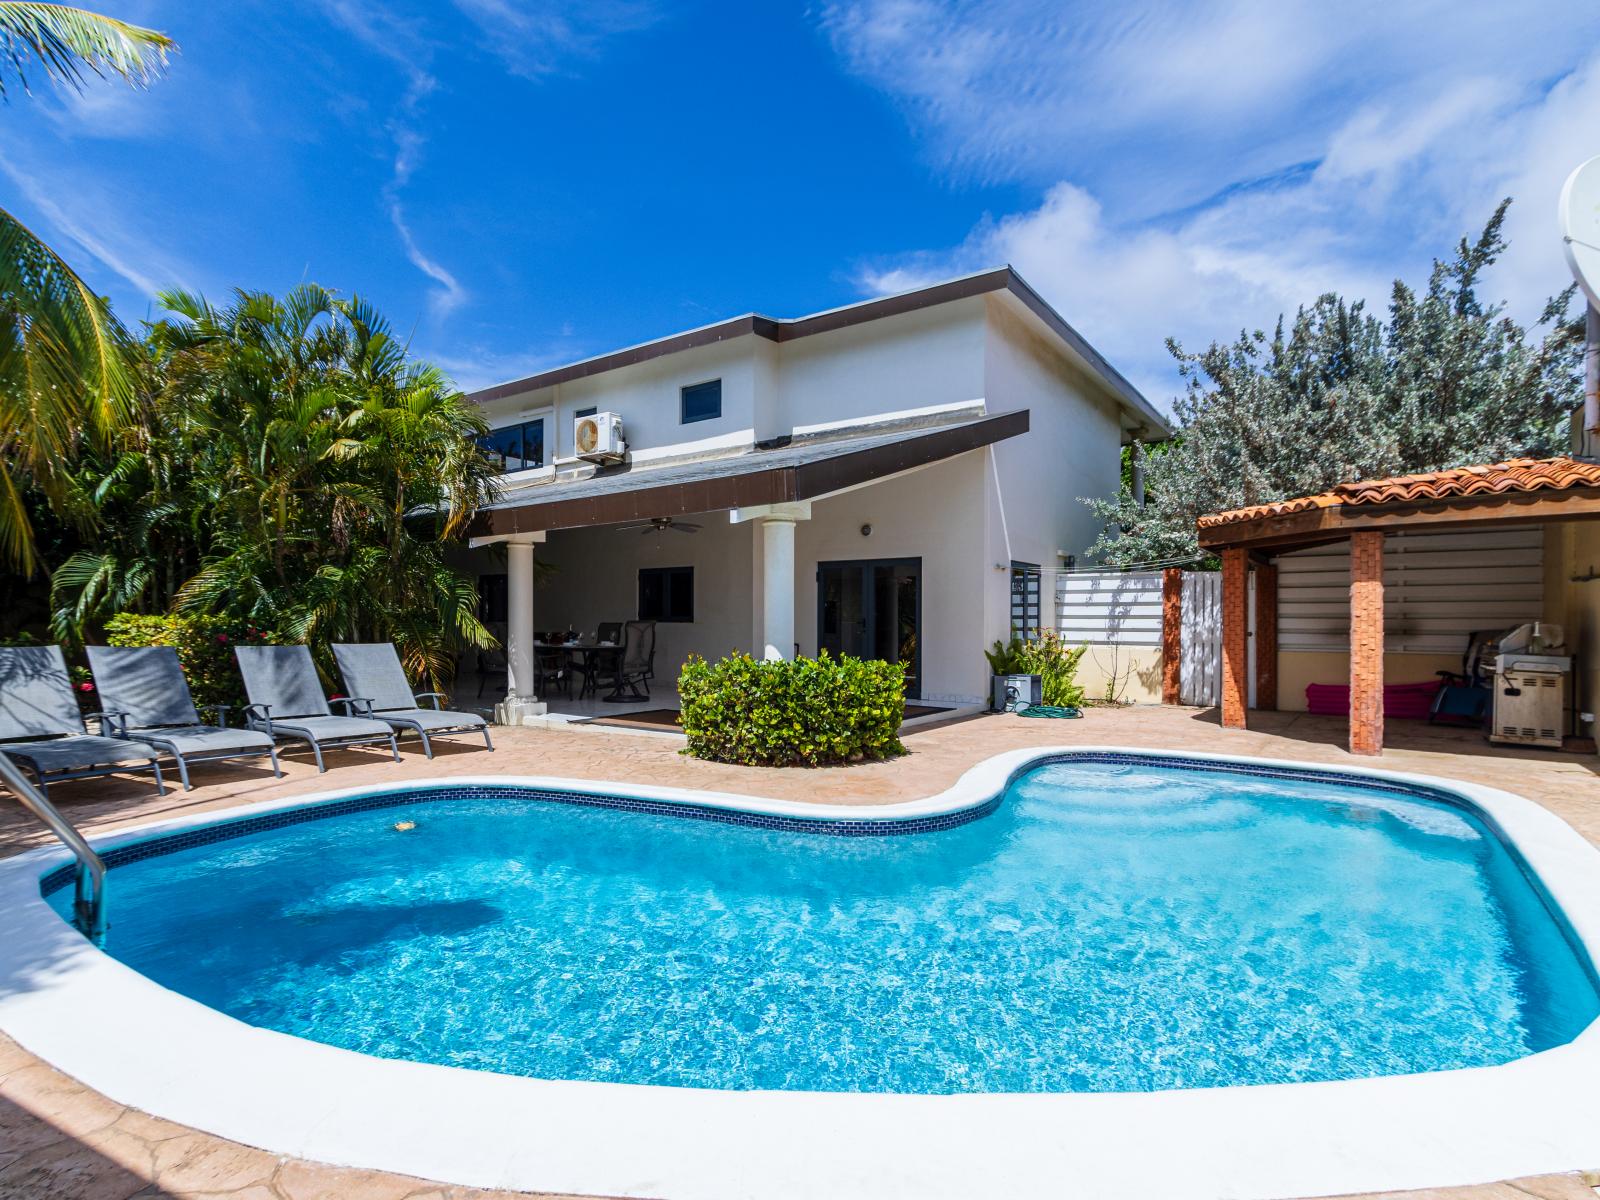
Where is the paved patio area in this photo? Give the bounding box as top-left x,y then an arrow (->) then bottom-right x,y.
3,705 -> 1599,1200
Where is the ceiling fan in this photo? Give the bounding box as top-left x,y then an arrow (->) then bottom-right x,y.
617,516 -> 702,535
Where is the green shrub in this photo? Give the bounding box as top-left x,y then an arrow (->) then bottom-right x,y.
677,651 -> 907,767
983,631 -> 1087,708
103,612 -> 276,709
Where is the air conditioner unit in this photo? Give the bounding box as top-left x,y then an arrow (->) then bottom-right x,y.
575,411 -> 626,464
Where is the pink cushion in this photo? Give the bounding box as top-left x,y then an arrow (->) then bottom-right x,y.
1304,679 -> 1441,719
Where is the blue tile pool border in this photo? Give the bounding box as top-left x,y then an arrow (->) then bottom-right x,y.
35,751 -> 1475,900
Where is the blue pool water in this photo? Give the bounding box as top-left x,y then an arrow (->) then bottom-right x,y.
53,758 -> 1600,1094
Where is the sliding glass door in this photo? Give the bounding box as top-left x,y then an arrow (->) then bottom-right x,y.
817,558 -> 922,699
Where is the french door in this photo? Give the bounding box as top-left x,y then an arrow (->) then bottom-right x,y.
816,558 -> 922,699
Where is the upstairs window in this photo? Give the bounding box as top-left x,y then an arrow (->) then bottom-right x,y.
639,566 -> 694,622
680,379 -> 721,424
478,418 -> 545,472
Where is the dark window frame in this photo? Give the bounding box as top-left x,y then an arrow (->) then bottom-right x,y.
638,565 -> 694,623
478,416 -> 546,473
680,378 -> 722,425
1010,561 -> 1043,640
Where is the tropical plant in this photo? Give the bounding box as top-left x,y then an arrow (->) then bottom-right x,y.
51,286 -> 500,688
984,632 -> 1086,708
677,651 -> 907,766
1087,202 -> 1587,566
0,3 -> 173,572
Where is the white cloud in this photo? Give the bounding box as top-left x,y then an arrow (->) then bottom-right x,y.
389,201 -> 468,319
0,149 -> 194,304
834,1 -> 1600,411
451,0 -> 660,79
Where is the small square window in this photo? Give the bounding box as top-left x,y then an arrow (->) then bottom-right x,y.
639,566 -> 694,622
574,406 -> 597,419
680,379 -> 721,424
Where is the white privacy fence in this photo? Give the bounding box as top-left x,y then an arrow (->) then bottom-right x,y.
1055,571 -> 1163,646
1054,569 -> 1223,705
1178,570 -> 1221,706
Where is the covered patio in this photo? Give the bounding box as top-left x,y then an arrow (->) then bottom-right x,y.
1198,457 -> 1600,756
464,411 -> 1028,724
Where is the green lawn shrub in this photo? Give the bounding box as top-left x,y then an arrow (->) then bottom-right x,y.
677,651 -> 907,766
983,630 -> 1088,708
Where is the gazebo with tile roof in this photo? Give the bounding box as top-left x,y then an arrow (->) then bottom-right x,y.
1196,457 -> 1600,755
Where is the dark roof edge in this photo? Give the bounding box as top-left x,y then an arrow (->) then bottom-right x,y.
463,269 -> 1166,435
467,409 -> 1028,538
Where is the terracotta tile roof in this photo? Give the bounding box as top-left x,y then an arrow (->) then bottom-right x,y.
1197,457 -> 1600,529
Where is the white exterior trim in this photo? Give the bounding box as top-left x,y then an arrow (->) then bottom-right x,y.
3,748 -> 1600,1200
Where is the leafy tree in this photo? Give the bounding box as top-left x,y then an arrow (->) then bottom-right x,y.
1088,202 -> 1586,566
0,3 -> 173,572
52,286 -> 500,686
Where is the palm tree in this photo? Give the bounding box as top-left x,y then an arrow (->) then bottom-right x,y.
0,4 -> 174,572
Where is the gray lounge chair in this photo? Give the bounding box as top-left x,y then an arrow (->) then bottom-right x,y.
0,645 -> 164,796
86,645 -> 281,790
332,642 -> 493,759
234,645 -> 400,772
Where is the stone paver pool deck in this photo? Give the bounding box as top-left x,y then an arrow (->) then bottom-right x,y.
3,705 -> 1599,1200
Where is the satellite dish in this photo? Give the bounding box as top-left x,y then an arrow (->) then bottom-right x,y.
1560,154 -> 1600,311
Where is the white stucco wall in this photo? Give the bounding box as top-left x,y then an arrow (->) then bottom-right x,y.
793,453 -> 990,705
771,301 -> 989,434
979,297 -> 1128,651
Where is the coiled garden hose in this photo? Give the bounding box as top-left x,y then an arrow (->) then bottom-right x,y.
1008,702 -> 1082,719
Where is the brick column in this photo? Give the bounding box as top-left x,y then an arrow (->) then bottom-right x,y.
1254,562 -> 1278,712
1161,567 -> 1182,704
1349,531 -> 1384,756
1221,548 -> 1249,729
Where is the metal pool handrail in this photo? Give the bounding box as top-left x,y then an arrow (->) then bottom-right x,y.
0,751 -> 107,943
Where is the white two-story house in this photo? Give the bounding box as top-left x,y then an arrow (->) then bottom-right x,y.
463,267 -> 1169,722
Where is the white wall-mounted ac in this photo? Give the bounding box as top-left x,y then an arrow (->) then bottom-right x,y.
575,411 -> 626,464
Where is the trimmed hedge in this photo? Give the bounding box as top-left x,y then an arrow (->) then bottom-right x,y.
677,651 -> 907,767
103,612 -> 276,709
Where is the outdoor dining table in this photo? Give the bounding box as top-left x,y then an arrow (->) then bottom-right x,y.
535,641 -> 622,699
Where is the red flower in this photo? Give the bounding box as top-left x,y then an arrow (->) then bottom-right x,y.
215,633 -> 230,644
77,682 -> 94,693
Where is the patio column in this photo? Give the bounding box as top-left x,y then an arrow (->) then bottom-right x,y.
1254,562 -> 1278,711
734,501 -> 811,661
1349,531 -> 1384,756
761,516 -> 796,660
495,534 -> 547,726
1161,567 -> 1182,704
1220,547 -> 1248,729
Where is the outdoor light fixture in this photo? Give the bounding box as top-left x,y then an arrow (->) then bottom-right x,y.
860,523 -> 872,537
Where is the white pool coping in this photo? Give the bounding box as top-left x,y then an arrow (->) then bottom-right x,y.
3,746 -> 1600,1200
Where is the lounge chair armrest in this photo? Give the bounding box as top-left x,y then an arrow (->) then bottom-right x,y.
197,702 -> 233,727
332,696 -> 376,716
414,692 -> 446,710
87,710 -> 130,737
242,702 -> 274,736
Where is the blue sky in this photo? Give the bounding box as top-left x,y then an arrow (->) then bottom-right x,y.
5,1 -> 1599,408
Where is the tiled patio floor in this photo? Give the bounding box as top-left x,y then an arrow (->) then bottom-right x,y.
3,705 -> 1599,1199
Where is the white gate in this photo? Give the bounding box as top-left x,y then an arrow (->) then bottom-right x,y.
1179,571 -> 1221,706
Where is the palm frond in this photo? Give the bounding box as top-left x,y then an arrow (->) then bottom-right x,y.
0,2 -> 172,96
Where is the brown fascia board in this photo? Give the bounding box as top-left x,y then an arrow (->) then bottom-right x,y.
468,409 -> 1029,538
461,269 -> 1165,434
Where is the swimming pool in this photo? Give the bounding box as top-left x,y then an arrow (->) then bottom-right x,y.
7,748 -> 1600,1200
40,753 -> 1600,1094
